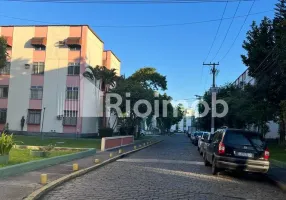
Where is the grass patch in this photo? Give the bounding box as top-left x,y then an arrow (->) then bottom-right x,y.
135,135 -> 154,141
0,148 -> 82,168
268,144 -> 286,162
14,135 -> 101,149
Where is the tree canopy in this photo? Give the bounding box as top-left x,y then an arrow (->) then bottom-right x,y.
0,36 -> 8,69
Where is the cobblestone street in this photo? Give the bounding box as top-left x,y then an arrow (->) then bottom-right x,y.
42,134 -> 285,200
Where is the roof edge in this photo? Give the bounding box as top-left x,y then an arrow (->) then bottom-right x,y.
104,50 -> 121,62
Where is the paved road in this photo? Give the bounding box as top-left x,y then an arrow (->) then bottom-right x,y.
42,134 -> 285,200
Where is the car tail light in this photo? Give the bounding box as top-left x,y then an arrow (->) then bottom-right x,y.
218,142 -> 225,155
264,148 -> 270,160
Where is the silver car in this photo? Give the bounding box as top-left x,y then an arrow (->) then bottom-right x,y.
198,132 -> 211,155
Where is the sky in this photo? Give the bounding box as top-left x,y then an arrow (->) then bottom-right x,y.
0,0 -> 278,106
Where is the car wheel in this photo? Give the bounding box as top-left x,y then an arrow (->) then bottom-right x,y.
211,158 -> 220,175
204,153 -> 210,167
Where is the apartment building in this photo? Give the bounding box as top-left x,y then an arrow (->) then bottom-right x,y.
171,108 -> 193,131
0,25 -> 120,136
233,69 -> 278,139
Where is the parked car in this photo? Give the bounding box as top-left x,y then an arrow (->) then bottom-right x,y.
200,132 -> 214,156
198,132 -> 210,154
190,132 -> 197,143
203,128 -> 270,175
191,131 -> 203,146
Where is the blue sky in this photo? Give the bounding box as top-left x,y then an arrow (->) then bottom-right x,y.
0,0 -> 277,104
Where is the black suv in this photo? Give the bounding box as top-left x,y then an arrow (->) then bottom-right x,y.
203,128 -> 270,175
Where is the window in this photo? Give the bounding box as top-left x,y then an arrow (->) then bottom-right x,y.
224,131 -> 265,150
34,45 -> 46,51
66,87 -> 78,100
203,132 -> 209,140
68,45 -> 81,51
0,86 -> 9,98
0,109 -> 7,123
67,63 -> 80,75
27,109 -> 41,124
33,62 -> 45,75
212,131 -> 223,143
0,62 -> 10,75
63,110 -> 77,126
30,86 -> 43,99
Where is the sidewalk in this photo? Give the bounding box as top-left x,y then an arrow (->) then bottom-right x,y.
0,137 -> 161,200
267,163 -> 286,191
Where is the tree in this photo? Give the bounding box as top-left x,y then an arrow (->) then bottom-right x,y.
109,78 -> 154,137
240,0 -> 286,142
198,84 -> 274,136
108,67 -> 168,137
155,94 -> 184,134
83,65 -> 118,128
0,36 -> 8,69
129,67 -> 167,91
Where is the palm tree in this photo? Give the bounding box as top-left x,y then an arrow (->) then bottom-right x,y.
83,65 -> 118,128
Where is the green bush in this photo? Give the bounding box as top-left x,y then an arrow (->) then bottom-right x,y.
99,128 -> 113,138
0,132 -> 14,155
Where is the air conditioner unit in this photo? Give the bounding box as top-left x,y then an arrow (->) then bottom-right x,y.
24,64 -> 30,69
58,41 -> 65,46
57,115 -> 63,120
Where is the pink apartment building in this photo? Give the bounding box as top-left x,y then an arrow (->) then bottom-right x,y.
0,25 -> 120,136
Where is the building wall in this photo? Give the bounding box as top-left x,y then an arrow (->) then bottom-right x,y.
41,26 -> 70,133
7,27 -> 34,131
0,27 -> 13,130
81,27 -> 104,134
110,53 -> 121,76
81,78 -> 99,133
103,51 -> 121,76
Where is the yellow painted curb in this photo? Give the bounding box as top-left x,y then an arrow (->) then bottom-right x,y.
24,139 -> 163,200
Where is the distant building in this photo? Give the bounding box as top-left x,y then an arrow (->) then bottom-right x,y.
233,69 -> 278,138
171,108 -> 193,131
0,25 -> 120,136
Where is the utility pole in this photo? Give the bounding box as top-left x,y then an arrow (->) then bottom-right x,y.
195,95 -> 203,131
203,62 -> 219,135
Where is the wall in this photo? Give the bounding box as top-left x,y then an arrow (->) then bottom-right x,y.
28,26 -> 47,132
6,27 -> 34,131
81,78 -> 99,133
81,27 -> 104,134
0,27 -> 13,130
42,26 -> 70,133
110,53 -> 121,76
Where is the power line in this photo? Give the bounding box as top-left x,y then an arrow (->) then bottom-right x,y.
219,0 -> 256,62
0,9 -> 272,28
0,0 -> 259,4
211,0 -> 241,61
204,1 -> 228,62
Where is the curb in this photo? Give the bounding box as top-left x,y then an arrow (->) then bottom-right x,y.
24,139 -> 163,200
0,148 -> 96,178
266,174 -> 286,192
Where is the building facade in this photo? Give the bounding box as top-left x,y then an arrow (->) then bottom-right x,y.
233,69 -> 278,139
0,25 -> 120,136
171,108 -> 193,131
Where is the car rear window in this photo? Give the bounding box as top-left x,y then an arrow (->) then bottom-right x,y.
195,132 -> 203,136
203,133 -> 209,140
224,131 -> 265,147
